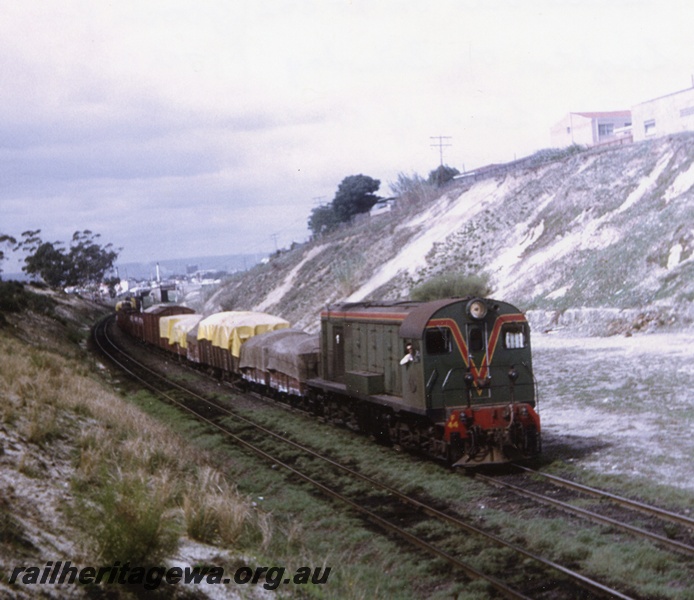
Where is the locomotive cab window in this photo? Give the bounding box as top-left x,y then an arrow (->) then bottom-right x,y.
425,327 -> 451,355
503,323 -> 527,349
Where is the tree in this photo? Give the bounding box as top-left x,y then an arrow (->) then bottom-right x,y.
15,229 -> 120,290
66,230 -> 120,289
24,240 -> 71,288
308,174 -> 382,237
14,230 -> 70,288
308,204 -> 341,237
427,164 -> 460,187
331,174 -> 381,222
0,234 -> 17,277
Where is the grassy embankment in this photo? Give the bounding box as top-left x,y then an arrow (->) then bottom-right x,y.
1,282 -> 692,599
0,283 -> 486,599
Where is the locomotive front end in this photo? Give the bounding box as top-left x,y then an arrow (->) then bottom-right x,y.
402,297 -> 541,466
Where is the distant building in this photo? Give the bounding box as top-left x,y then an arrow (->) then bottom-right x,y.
550,111 -> 632,148
631,86 -> 694,142
370,197 -> 397,217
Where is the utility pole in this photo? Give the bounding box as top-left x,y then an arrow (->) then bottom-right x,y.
430,135 -> 452,166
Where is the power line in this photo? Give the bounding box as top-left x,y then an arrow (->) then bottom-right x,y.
430,135 -> 452,166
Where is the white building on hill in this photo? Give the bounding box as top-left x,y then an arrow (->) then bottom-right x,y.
631,86 -> 694,142
550,111 -> 632,148
551,82 -> 694,149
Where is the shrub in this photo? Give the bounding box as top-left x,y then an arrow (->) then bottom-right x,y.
0,281 -> 55,317
410,273 -> 491,301
80,471 -> 180,564
389,172 -> 438,208
0,281 -> 24,313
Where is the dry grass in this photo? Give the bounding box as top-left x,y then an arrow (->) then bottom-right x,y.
0,330 -> 273,568
182,466 -> 271,549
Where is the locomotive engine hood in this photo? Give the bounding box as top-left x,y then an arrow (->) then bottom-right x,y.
398,298 -> 475,340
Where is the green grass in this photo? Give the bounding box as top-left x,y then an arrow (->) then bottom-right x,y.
586,542 -> 694,600
116,386 -> 503,599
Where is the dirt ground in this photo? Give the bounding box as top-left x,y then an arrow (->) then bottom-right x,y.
532,331 -> 694,493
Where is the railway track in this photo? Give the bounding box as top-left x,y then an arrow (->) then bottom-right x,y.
480,466 -> 694,555
93,313 -> 687,600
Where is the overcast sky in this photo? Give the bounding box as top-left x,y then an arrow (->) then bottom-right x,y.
1,0 -> 692,272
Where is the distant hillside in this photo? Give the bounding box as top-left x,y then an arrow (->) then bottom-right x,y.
201,133 -> 694,334
117,252 -> 263,280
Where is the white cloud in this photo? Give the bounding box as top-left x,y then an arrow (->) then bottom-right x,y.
1,0 -> 693,271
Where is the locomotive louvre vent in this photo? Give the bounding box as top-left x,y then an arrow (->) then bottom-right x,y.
503,324 -> 527,349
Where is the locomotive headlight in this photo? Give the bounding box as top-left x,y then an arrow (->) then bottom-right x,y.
467,299 -> 488,320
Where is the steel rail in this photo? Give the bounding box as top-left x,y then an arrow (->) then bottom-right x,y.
475,473 -> 694,557
515,465 -> 694,529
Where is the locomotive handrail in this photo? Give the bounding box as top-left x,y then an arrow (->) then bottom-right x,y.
441,366 -> 466,391
521,360 -> 539,412
425,367 -> 438,395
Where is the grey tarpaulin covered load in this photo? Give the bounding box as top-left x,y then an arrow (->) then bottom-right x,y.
239,328 -> 319,392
